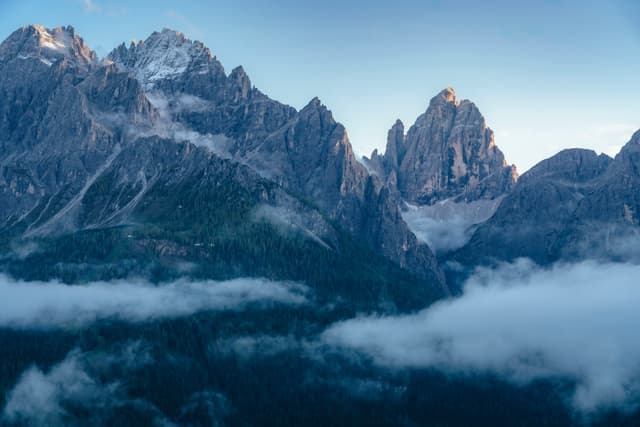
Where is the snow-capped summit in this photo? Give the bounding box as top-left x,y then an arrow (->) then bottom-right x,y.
0,24 -> 96,67
108,28 -> 225,89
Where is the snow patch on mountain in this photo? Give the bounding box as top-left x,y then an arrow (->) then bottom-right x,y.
110,29 -> 214,89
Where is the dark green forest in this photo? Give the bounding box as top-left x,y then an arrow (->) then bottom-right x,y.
1,176 -> 639,426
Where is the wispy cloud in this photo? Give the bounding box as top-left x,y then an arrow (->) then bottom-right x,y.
2,342 -> 152,426
80,0 -> 127,17
0,274 -> 308,329
2,342 -> 230,426
323,259 -> 640,412
81,0 -> 101,13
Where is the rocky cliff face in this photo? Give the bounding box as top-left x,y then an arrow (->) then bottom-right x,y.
106,29 -> 444,288
366,88 -> 517,205
0,25 -> 446,294
450,133 -> 640,271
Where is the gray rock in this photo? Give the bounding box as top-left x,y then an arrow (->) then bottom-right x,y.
0,25 -> 447,294
451,147 -> 627,267
367,87 -> 517,205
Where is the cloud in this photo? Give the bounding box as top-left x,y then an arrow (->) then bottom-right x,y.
2,342 -> 152,426
0,274 -> 307,329
402,198 -> 502,254
323,259 -> 640,412
2,342 -> 228,427
213,335 -> 304,362
252,205 -> 332,249
81,0 -> 127,16
82,0 -> 101,13
140,91 -> 233,158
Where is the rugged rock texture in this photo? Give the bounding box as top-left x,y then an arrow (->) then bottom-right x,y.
107,29 -> 445,288
450,139 -> 640,269
0,25 -> 132,226
366,88 -> 517,205
554,130 -> 640,260
0,25 -> 446,294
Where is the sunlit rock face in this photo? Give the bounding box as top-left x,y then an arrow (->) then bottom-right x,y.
361,88 -> 518,258
367,87 -> 517,205
0,24 -> 96,68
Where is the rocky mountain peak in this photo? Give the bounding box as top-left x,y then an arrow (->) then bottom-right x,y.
226,65 -> 252,101
299,97 -> 335,123
432,86 -> 457,105
366,87 -> 517,204
0,24 -> 448,294
0,24 -> 96,67
306,96 -> 323,108
108,27 -> 221,89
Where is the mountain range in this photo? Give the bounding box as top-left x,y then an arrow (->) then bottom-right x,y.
1,24 -> 639,426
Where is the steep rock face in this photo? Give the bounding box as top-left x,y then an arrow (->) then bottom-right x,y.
107,29 -> 445,288
451,148 -> 617,267
109,29 -> 296,145
368,88 -> 517,205
0,25 -> 446,293
553,131 -> 640,260
0,24 -> 96,68
0,26 -> 141,226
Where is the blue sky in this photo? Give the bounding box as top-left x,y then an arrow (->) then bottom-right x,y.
1,0 -> 638,172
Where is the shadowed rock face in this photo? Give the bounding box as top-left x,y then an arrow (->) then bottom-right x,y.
450,137 -> 640,270
452,149 -> 612,266
367,88 -> 517,205
107,29 -> 445,288
0,25 -> 447,294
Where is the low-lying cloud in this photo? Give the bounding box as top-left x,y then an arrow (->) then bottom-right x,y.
2,342 -> 229,427
323,259 -> 640,412
2,342 -> 152,426
0,274 -> 307,328
402,198 -> 502,254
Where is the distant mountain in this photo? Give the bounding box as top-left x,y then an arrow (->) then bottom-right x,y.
364,87 -> 517,205
451,130 -> 640,274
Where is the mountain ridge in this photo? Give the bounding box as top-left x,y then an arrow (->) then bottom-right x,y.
0,24 -> 447,296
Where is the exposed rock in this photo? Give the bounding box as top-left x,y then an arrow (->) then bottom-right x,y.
367,87 -> 517,205
450,147 -> 621,268
0,25 -> 447,294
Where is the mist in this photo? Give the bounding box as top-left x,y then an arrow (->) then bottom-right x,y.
0,274 -> 307,328
2,342 -> 229,427
323,259 -> 640,412
402,198 -> 502,254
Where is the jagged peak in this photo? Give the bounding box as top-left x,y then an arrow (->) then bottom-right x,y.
615,129 -> 640,159
431,87 -> 457,105
229,65 -> 249,81
108,27 -> 223,89
0,24 -> 96,67
300,96 -> 330,115
298,97 -> 340,130
308,96 -> 322,107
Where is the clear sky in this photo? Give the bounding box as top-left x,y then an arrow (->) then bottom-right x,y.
1,0 -> 638,172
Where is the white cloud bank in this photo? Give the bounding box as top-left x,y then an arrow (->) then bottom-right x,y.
0,274 -> 307,328
323,259 -> 640,412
